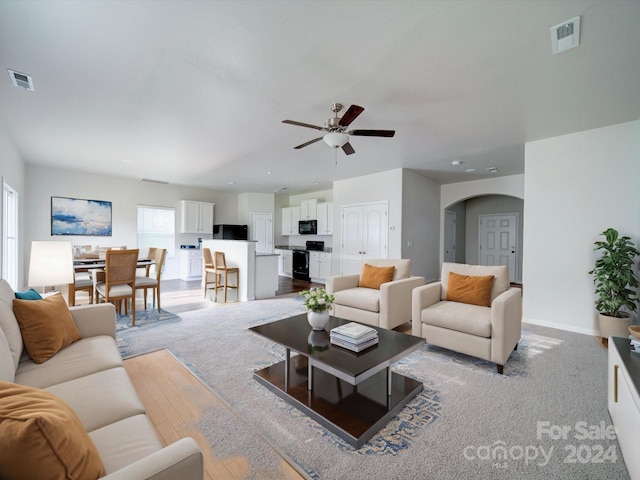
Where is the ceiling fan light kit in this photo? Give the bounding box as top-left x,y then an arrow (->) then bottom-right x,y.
283,103 -> 395,156
323,132 -> 349,149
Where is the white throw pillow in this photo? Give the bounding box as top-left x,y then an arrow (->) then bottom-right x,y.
0,280 -> 23,369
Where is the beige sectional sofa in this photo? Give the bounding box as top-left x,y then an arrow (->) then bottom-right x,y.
0,279 -> 203,479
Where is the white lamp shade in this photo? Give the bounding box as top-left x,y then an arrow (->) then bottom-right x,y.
28,241 -> 75,289
323,132 -> 349,149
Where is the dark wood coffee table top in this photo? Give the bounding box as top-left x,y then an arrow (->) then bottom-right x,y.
249,313 -> 424,378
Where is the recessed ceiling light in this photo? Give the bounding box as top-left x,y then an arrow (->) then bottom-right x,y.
451,160 -> 463,166
227,181 -> 236,185
466,168 -> 477,173
313,182 -> 319,185
266,171 -> 272,175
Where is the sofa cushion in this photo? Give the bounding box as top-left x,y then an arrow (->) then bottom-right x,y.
14,289 -> 42,300
15,335 -> 123,389
0,328 -> 15,382
0,279 -> 23,370
445,271 -> 494,307
45,367 -> 146,432
359,263 -> 395,289
13,294 -> 81,364
333,288 -> 380,313
440,263 -> 509,302
0,381 -> 106,480
89,414 -> 163,475
421,301 -> 492,338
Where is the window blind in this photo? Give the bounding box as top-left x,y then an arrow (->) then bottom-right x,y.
137,205 -> 175,258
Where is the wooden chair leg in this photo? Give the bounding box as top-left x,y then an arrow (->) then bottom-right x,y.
156,286 -> 161,312
143,288 -> 148,310
131,296 -> 136,327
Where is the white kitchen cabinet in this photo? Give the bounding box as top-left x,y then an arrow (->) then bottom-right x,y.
180,201 -> 214,234
281,206 -> 301,236
283,250 -> 293,277
179,249 -> 203,281
608,337 -> 640,479
300,198 -> 317,220
316,202 -> 333,235
310,251 -> 332,283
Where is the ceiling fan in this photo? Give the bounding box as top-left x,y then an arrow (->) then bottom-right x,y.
282,103 -> 395,155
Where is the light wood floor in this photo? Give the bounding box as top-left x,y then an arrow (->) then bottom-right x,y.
125,350 -> 304,480
119,277 -> 312,480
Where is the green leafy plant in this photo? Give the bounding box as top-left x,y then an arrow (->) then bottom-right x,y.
589,228 -> 640,318
299,288 -> 334,313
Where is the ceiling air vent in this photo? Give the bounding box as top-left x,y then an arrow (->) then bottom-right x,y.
550,16 -> 581,55
7,69 -> 34,91
141,178 -> 169,185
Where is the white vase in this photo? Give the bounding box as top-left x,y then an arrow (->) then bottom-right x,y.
307,310 -> 330,330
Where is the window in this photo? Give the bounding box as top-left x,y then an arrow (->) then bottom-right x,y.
2,182 -> 18,290
137,205 -> 175,258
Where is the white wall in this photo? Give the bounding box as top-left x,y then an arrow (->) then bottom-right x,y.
0,128 -> 26,287
237,192 -> 275,224
25,165 -> 238,279
402,170 -> 440,282
523,120 -> 640,335
333,169 -> 404,274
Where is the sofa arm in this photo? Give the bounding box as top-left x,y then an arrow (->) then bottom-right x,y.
326,274 -> 360,294
70,303 -> 117,340
100,438 -> 203,480
411,282 -> 442,336
490,288 -> 523,365
378,276 -> 425,330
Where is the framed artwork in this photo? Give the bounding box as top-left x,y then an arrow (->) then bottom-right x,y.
51,196 -> 112,236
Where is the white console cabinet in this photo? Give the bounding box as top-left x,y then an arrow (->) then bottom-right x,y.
608,337 -> 640,479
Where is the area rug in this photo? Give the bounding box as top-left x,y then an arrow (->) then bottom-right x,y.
117,296 -> 630,479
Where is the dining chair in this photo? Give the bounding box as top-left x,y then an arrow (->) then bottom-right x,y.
202,248 -> 220,299
135,248 -> 166,312
213,251 -> 239,303
70,271 -> 93,306
95,249 -> 139,326
143,247 -> 157,276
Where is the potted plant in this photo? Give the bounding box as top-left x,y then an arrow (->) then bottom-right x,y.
589,228 -> 640,338
300,287 -> 334,330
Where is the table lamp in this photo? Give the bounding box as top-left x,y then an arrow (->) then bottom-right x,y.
28,241 -> 74,294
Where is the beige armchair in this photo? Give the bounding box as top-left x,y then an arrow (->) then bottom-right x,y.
326,259 -> 425,330
412,262 -> 522,374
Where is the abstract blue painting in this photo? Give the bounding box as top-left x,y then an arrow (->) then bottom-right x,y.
51,197 -> 112,236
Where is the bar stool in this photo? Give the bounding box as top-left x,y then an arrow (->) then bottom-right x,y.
202,248 -> 220,299
213,251 -> 239,302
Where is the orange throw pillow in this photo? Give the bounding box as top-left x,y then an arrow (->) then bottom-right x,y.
13,294 -> 81,364
359,264 -> 395,289
446,271 -> 495,307
0,381 -> 106,480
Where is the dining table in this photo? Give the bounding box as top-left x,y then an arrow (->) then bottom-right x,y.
70,258 -> 154,306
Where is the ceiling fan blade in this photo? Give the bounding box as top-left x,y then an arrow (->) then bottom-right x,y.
294,137 -> 323,149
338,105 -> 364,126
350,129 -> 395,138
282,119 -> 324,131
342,142 -> 355,155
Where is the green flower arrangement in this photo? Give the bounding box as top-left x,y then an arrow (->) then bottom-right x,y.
299,288 -> 334,313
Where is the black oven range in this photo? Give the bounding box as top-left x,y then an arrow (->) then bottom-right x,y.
292,241 -> 324,281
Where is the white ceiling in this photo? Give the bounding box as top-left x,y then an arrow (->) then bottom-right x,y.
0,1 -> 639,195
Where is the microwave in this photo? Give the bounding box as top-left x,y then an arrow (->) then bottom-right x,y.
298,220 -> 317,235
213,224 -> 248,240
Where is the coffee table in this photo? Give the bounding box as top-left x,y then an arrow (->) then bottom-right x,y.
249,314 -> 425,448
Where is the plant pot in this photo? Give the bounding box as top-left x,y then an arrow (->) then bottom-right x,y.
598,313 -> 632,339
307,310 -> 330,330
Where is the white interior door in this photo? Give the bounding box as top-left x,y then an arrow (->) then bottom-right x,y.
444,210 -> 456,263
479,213 -> 517,282
341,202 -> 388,275
250,212 -> 272,254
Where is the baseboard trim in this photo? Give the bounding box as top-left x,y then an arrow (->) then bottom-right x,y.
523,317 -> 598,337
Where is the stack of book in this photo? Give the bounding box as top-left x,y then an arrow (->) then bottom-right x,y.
330,322 -> 379,352
630,336 -> 640,352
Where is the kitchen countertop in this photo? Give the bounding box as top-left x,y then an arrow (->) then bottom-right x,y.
274,245 -> 332,253
256,253 -> 279,257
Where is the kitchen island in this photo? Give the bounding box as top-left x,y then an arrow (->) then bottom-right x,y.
202,240 -> 278,301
